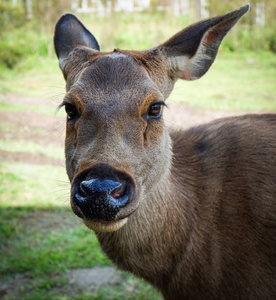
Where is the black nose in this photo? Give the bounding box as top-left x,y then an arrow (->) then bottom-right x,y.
74,178 -> 129,221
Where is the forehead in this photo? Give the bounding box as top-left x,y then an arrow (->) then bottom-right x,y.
70,52 -> 159,103
83,52 -> 149,89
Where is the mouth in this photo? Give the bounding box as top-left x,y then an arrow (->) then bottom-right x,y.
83,217 -> 128,232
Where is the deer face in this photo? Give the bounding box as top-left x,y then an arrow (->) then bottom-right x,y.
60,50 -> 172,232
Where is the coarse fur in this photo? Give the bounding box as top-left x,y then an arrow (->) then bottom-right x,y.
54,4 -> 276,299
97,114 -> 276,300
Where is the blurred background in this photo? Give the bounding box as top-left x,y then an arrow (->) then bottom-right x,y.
0,1 -> 275,299
1,0 -> 276,69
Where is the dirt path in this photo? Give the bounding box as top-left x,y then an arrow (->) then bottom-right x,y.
0,93 -> 65,165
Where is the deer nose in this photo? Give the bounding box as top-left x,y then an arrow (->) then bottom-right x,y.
74,178 -> 129,221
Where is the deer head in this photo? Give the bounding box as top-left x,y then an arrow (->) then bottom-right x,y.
54,5 -> 249,232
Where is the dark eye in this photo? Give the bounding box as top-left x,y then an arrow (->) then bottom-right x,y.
147,102 -> 165,119
65,103 -> 77,120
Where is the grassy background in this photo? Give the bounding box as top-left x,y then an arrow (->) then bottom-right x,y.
0,4 -> 276,300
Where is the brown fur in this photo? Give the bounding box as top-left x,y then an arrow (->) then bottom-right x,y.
54,5 -> 276,299
96,114 -> 276,300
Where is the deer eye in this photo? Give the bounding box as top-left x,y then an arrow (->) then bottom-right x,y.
147,102 -> 165,120
65,103 -> 78,120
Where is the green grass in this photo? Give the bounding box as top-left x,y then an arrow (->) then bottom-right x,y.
0,162 -> 67,207
0,98 -> 60,116
0,122 -> 17,133
0,57 -> 65,97
0,207 -> 107,274
0,138 -> 64,160
168,51 -> 276,111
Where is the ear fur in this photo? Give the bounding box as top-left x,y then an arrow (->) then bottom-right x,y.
54,13 -> 99,75
53,5 -> 249,85
160,4 -> 250,80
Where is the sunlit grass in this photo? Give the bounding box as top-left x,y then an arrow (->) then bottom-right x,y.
0,162 -> 68,207
0,98 -> 60,115
0,138 -> 64,160
0,57 -> 65,98
169,51 -> 276,111
0,121 -> 17,133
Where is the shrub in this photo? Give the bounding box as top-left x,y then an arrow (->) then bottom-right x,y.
0,27 -> 49,69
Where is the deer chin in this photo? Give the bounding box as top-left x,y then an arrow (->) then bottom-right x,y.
83,217 -> 128,232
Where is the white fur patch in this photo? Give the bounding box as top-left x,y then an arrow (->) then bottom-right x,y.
168,29 -> 214,81
83,217 -> 128,232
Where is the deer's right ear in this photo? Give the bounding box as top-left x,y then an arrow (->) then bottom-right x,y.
54,14 -> 99,74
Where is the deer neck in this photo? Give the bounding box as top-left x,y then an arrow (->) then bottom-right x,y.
96,156 -> 197,280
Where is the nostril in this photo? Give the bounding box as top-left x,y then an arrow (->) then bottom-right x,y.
111,183 -> 126,199
79,180 -> 94,197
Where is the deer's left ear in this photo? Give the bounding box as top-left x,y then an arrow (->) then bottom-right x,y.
160,4 -> 249,81
54,13 -> 100,79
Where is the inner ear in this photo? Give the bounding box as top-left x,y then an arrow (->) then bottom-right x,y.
160,4 -> 250,81
54,13 -> 100,61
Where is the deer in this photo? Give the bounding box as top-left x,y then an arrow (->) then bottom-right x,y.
54,4 -> 276,299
